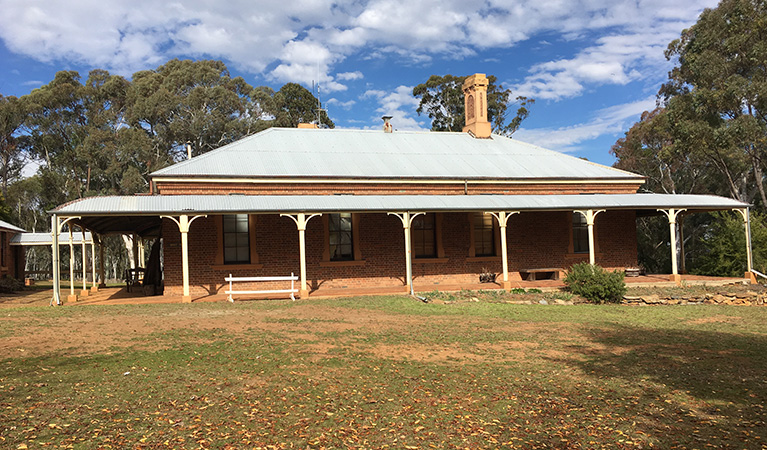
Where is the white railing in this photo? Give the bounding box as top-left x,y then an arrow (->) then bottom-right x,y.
750,269 -> 767,280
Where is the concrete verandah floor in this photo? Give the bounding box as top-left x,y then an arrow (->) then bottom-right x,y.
33,274 -> 752,306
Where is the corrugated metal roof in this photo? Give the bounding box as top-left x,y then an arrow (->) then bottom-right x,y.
10,232 -> 94,246
0,220 -> 25,233
150,128 -> 643,181
51,193 -> 747,216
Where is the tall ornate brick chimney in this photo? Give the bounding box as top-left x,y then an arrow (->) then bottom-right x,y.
462,73 -> 491,138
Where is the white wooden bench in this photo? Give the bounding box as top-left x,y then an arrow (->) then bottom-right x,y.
225,273 -> 299,302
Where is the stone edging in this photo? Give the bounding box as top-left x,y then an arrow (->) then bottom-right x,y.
623,292 -> 765,306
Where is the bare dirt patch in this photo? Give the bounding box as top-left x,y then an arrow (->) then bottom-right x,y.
686,315 -> 741,325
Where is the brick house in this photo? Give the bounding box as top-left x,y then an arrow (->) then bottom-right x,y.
0,219 -> 26,281
50,74 -> 751,304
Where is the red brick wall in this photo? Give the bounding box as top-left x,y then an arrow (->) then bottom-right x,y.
0,231 -> 24,280
162,211 -> 638,296
155,180 -> 642,196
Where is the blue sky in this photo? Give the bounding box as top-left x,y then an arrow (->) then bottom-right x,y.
0,0 -> 718,168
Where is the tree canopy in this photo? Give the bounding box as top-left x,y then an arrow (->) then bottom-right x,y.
412,74 -> 533,136
613,0 -> 767,275
1,59 -> 330,234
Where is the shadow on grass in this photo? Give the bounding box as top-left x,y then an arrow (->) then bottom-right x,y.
551,324 -> 767,446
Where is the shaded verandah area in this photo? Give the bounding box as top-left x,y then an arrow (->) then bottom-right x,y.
11,231 -> 98,297
49,193 -> 754,305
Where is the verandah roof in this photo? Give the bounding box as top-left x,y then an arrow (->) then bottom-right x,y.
50,193 -> 748,236
10,232 -> 94,246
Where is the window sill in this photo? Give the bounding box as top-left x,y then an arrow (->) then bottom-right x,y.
212,263 -> 264,271
413,257 -> 449,264
467,256 -> 501,263
320,260 -> 366,267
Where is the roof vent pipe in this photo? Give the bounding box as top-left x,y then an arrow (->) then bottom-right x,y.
382,115 -> 393,133
186,141 -> 192,160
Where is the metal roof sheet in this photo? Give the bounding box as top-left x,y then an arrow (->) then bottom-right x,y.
0,220 -> 25,233
51,193 -> 747,216
11,232 -> 94,246
150,128 -> 643,181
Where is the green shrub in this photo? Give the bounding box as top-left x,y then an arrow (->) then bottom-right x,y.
510,288 -> 526,294
0,276 -> 23,294
564,263 -> 626,304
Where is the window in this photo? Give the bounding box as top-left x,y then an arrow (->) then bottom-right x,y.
223,214 -> 250,264
572,213 -> 589,254
412,213 -> 437,258
0,232 -> 5,267
473,213 -> 495,257
328,213 -> 353,261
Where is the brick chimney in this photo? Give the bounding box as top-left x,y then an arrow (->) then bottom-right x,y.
462,73 -> 491,138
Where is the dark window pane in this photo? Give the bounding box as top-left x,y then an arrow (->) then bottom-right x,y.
573,213 -> 589,254
474,213 -> 495,257
329,213 -> 354,261
223,214 -> 250,264
413,214 -> 437,258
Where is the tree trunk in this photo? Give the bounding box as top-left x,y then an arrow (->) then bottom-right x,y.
752,155 -> 767,210
121,234 -> 136,270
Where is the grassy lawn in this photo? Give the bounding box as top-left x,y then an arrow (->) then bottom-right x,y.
1,296 -> 765,448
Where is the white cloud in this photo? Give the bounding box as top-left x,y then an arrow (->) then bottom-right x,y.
514,96 -> 657,152
336,71 -> 363,81
326,98 -> 356,110
0,0 -> 717,100
362,85 -> 429,131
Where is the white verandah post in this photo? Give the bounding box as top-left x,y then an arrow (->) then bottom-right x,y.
51,215 -> 61,306
80,228 -> 89,297
281,213 -> 322,299
91,238 -> 98,292
51,215 -> 80,306
68,227 -> 76,302
388,212 -> 425,296
487,211 -> 520,291
161,214 -> 207,303
97,234 -> 106,288
574,209 -> 605,265
736,208 -> 755,283
658,208 -> 686,283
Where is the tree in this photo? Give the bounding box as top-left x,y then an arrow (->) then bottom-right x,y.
0,95 -> 27,199
613,0 -> 767,275
126,59 -> 267,160
611,108 -> 721,195
272,83 -> 334,128
23,69 -> 158,199
659,0 -> 767,207
693,210 -> 767,277
412,74 -> 533,135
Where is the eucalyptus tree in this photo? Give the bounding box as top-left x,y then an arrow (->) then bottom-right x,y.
613,0 -> 767,275
23,69 -> 154,199
126,59 -> 267,161
0,94 -> 27,199
660,0 -> 767,207
272,83 -> 334,128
